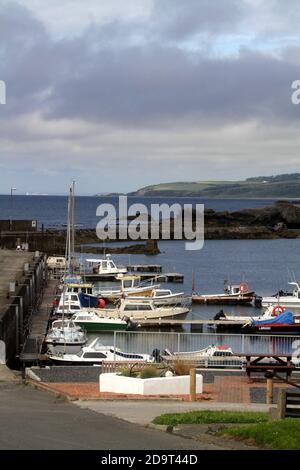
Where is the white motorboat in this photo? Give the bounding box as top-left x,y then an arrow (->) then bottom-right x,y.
72,310 -> 129,332
97,275 -> 160,302
128,289 -> 188,306
45,319 -> 88,353
86,254 -> 127,276
93,298 -> 189,321
53,292 -> 99,317
161,345 -> 244,368
48,338 -> 154,365
161,343 -> 300,368
262,282 -> 300,308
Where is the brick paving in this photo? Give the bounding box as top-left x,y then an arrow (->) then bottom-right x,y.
39,381 -> 205,400
28,371 -> 300,404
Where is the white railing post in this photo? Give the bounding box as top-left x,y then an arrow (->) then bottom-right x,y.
242,334 -> 245,354
113,331 -> 117,362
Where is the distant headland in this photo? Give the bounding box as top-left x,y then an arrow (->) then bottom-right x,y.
126,173 -> 300,198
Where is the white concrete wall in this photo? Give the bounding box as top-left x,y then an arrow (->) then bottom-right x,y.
100,373 -> 203,395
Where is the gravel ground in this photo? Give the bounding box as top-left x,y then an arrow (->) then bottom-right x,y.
31,366 -> 101,383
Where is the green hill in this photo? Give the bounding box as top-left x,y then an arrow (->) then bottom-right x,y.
128,174 -> 300,198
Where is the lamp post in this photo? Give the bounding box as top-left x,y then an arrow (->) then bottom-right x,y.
10,187 -> 17,231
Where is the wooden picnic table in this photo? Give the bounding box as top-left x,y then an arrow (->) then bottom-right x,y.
235,353 -> 296,378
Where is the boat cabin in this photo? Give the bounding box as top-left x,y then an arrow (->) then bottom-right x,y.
86,254 -> 127,275
47,256 -> 67,270
117,298 -> 156,312
65,283 -> 94,295
55,292 -> 82,315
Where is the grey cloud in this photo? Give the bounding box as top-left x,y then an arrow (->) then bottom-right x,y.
1,1 -> 300,131
44,44 -> 300,127
150,0 -> 246,39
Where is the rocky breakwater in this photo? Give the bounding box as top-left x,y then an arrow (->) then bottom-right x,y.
203,202 -> 300,239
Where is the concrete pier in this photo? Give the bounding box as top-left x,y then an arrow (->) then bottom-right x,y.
20,278 -> 57,364
0,250 -> 46,366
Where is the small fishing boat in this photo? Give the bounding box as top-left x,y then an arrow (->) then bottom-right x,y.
128,289 -> 187,306
45,320 -> 88,353
94,298 -> 189,321
214,305 -> 300,323
48,338 -> 154,365
72,310 -> 130,332
86,254 -> 127,277
192,281 -> 259,306
97,275 -> 160,302
262,282 -> 300,308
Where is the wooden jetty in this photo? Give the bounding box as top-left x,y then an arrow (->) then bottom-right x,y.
137,319 -> 246,327
20,279 -> 57,363
81,272 -> 184,283
126,264 -> 162,273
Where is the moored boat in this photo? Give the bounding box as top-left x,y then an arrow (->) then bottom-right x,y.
192,281 -> 259,306
262,282 -> 300,308
245,310 -> 300,333
161,345 -> 244,368
128,288 -> 188,306
97,275 -> 160,302
72,310 -> 129,332
48,338 -> 154,365
86,254 -> 127,277
94,298 -> 189,321
45,319 -> 88,353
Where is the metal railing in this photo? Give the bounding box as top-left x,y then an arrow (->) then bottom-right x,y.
113,331 -> 300,357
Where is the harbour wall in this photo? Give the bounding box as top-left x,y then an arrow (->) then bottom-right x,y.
0,252 -> 46,367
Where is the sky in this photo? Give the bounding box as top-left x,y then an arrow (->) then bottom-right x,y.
1,0 -> 300,195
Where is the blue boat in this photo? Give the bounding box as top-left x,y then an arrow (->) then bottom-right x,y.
250,310 -> 300,332
78,292 -> 99,308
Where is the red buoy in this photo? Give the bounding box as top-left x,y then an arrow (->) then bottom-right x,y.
97,298 -> 106,309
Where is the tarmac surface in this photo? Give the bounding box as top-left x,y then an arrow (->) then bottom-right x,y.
76,399 -> 270,426
0,369 -> 226,450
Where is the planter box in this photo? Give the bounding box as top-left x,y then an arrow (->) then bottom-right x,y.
99,373 -> 203,396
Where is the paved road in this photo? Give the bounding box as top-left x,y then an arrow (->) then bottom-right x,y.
76,399 -> 270,426
0,381 -> 224,450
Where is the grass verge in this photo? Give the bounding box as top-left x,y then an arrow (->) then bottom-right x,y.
152,410 -> 268,426
220,419 -> 300,450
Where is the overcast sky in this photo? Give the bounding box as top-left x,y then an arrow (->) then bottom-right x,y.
1,0 -> 300,195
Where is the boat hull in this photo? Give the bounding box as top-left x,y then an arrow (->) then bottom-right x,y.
101,287 -> 159,302
104,308 -> 189,321
46,341 -> 86,354
262,298 -> 300,308
245,323 -> 300,333
192,293 -> 256,305
72,321 -> 128,332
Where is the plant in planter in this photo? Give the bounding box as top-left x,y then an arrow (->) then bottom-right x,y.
139,366 -> 160,379
171,360 -> 197,376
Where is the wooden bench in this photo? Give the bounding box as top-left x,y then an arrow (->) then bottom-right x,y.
277,390 -> 300,419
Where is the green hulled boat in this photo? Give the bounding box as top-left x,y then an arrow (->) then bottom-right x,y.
72,311 -> 128,332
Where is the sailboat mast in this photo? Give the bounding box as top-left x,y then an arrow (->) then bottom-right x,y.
70,181 -> 75,272
65,186 -> 72,274
71,180 -> 75,272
